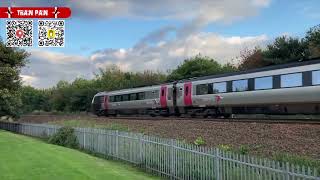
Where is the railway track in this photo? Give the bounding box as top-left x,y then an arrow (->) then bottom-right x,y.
97,115 -> 320,124
20,114 -> 320,124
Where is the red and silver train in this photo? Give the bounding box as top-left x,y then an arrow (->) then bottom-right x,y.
92,59 -> 320,117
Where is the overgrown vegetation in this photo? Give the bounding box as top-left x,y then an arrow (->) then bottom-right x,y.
48,126 -> 79,149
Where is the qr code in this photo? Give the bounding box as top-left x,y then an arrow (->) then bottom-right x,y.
6,20 -> 33,47
38,20 -> 65,47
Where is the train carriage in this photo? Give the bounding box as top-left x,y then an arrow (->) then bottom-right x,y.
92,58 -> 320,117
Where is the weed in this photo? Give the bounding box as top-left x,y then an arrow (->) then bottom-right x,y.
194,137 -> 206,146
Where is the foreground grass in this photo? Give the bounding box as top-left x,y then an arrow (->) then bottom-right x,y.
48,119 -> 130,131
0,130 -> 159,180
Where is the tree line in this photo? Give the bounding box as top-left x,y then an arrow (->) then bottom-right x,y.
1,25 -> 320,118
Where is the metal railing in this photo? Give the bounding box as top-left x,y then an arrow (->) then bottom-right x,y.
0,121 -> 319,180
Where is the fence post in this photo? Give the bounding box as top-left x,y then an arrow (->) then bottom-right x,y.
285,162 -> 290,180
139,134 -> 143,166
170,139 -> 175,179
214,148 -> 220,180
83,128 -> 86,149
116,130 -> 119,159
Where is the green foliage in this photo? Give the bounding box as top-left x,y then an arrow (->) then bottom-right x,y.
238,145 -> 249,155
273,152 -> 320,171
306,24 -> 320,58
20,86 -> 51,113
0,40 -> 29,118
0,89 -> 22,118
95,65 -> 167,90
218,144 -> 232,152
48,126 -> 79,149
167,54 -> 237,81
193,136 -> 206,146
263,36 -> 310,64
238,26 -> 320,70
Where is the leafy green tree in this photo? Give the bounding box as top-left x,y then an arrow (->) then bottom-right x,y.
95,65 -> 166,90
263,36 -> 309,64
305,25 -> 320,58
20,86 -> 51,113
0,40 -> 29,117
167,54 -> 237,81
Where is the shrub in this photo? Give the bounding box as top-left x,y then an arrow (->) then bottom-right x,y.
48,127 -> 79,149
238,145 -> 249,155
194,137 -> 206,146
218,144 -> 232,152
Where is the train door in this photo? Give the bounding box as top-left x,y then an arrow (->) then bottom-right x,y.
184,82 -> 192,106
103,96 -> 108,115
172,82 -> 180,115
160,85 -> 167,108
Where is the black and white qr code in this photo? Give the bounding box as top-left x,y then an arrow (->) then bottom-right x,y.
38,20 -> 65,47
6,20 -> 33,47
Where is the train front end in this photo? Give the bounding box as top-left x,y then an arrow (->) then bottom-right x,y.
91,92 -> 108,116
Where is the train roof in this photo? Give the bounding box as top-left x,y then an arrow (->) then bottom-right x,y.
95,57 -> 320,96
176,57 -> 320,83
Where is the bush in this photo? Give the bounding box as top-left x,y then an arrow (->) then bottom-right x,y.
218,144 -> 232,152
194,137 -> 206,146
48,127 -> 79,149
238,145 -> 249,155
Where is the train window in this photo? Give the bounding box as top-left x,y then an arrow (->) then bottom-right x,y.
196,84 -> 208,95
115,95 -> 122,102
212,82 -> 227,93
122,94 -> 129,101
154,90 -> 159,98
93,96 -> 102,104
137,92 -> 145,100
167,88 -> 173,100
130,93 -> 137,101
109,96 -> 115,102
232,79 -> 248,92
281,73 -> 302,88
255,76 -> 273,90
312,70 -> 320,85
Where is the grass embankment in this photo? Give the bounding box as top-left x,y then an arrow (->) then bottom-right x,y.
0,130 -> 159,180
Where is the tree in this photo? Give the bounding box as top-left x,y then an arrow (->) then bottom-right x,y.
167,54 -> 237,81
238,47 -> 272,71
0,40 -> 29,117
305,25 -> 320,58
20,86 -> 51,113
263,36 -> 309,64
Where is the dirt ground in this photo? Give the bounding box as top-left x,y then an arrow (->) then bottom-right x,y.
18,114 -> 320,160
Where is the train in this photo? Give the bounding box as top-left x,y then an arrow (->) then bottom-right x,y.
91,58 -> 320,117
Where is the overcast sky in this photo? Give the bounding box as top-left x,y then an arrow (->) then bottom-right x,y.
0,0 -> 319,88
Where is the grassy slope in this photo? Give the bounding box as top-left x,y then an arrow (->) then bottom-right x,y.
0,130 -> 159,180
